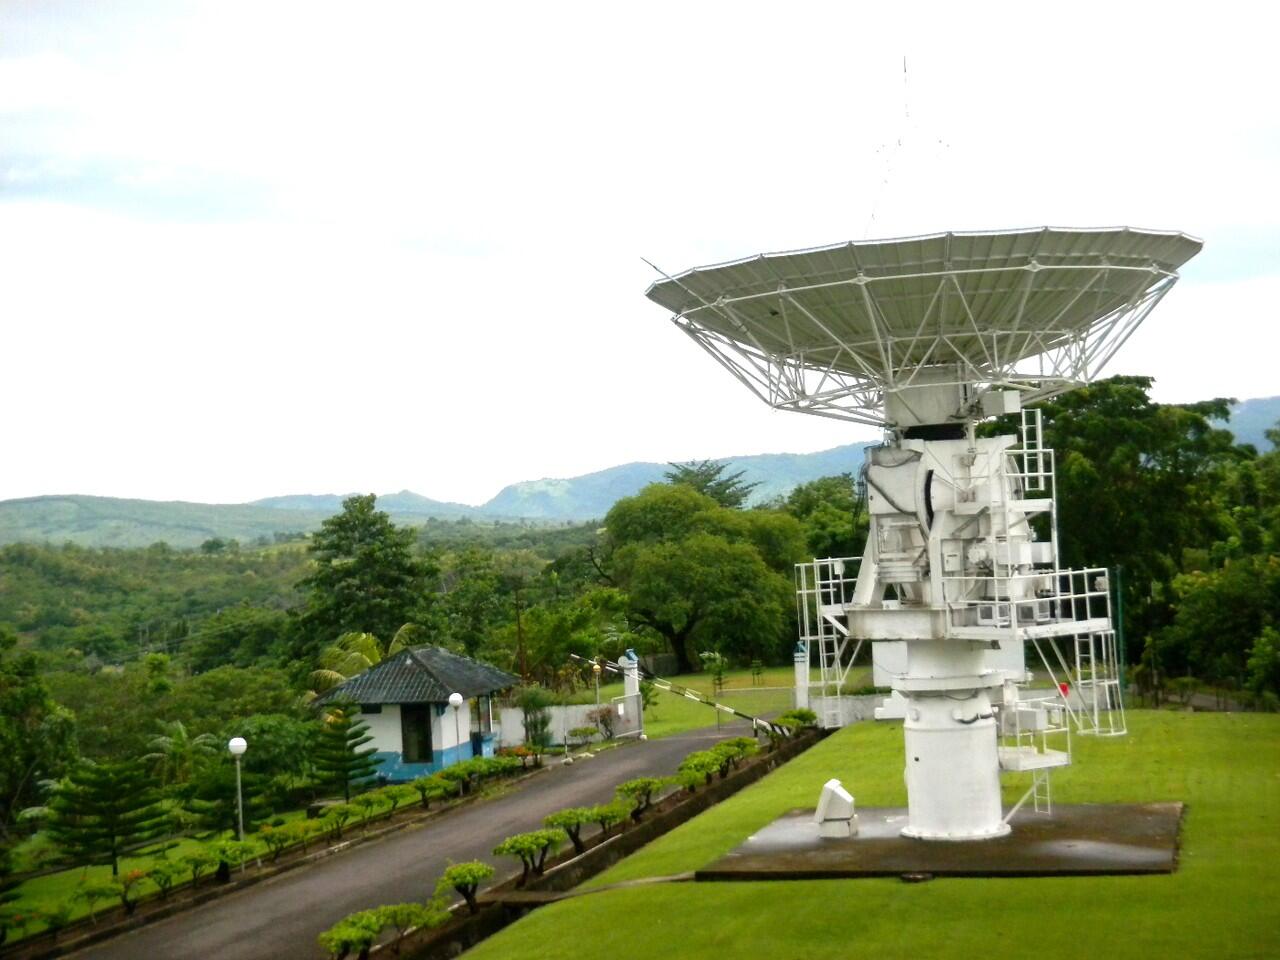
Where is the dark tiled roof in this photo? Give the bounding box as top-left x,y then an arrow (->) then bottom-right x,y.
318,646 -> 518,705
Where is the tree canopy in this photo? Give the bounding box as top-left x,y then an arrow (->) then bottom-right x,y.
604,485 -> 800,672
664,460 -> 759,508
296,495 -> 438,659
0,627 -> 78,840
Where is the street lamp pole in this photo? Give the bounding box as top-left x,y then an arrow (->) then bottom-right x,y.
448,692 -> 464,764
593,660 -> 601,707
227,737 -> 247,842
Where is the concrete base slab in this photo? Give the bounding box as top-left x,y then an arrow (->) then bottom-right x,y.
697,803 -> 1183,880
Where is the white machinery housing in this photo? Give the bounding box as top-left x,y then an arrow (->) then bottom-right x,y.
646,227 -> 1201,841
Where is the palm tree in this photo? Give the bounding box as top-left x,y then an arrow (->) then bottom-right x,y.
305,625 -> 420,702
143,720 -> 219,788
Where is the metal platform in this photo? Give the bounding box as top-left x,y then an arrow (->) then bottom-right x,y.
697,803 -> 1183,880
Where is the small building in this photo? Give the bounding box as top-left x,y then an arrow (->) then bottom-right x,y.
318,646 -> 518,782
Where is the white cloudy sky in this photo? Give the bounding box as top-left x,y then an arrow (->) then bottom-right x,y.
2,1 -> 1277,505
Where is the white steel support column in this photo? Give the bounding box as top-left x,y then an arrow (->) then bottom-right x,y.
899,643 -> 1007,840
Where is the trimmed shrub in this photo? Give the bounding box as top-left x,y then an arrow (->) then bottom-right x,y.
352,791 -> 379,829
588,802 -> 627,838
544,807 -> 593,854
675,751 -> 721,791
42,900 -> 74,940
74,881 -> 118,925
711,737 -> 759,776
493,829 -> 562,886
149,860 -> 183,898
777,708 -> 818,729
180,848 -> 218,887
437,860 -> 495,914
410,775 -> 450,810
383,784 -> 417,815
616,777 -> 665,822
317,909 -> 382,960
374,902 -> 446,954
323,803 -> 355,841
114,869 -> 148,916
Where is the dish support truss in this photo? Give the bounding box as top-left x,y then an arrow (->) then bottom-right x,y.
674,261 -> 1179,427
795,409 -> 1125,834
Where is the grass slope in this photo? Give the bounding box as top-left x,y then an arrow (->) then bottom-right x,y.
467,711 -> 1279,960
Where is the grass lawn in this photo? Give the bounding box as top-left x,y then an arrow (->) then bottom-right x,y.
466,710 -> 1279,960
567,665 -> 872,739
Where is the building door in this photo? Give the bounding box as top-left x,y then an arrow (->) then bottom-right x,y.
401,705 -> 432,763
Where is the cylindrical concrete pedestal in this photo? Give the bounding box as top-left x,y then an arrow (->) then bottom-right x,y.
899,641 -> 1008,841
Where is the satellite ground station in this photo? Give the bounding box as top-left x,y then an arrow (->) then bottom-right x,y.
646,227 -> 1201,846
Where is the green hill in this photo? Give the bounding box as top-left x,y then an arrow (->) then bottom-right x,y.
0,495 -> 450,550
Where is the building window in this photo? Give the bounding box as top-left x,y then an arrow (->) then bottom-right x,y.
360,703 -> 383,714
401,705 -> 432,763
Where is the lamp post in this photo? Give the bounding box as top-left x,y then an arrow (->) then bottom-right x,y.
593,660 -> 602,707
227,737 -> 247,842
448,692 -> 464,764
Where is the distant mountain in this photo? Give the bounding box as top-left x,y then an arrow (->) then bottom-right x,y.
3,395 -> 1273,549
0,494 -> 484,549
252,490 -> 476,518
478,443 -> 871,521
1221,396 -> 1280,451
0,495 -> 336,550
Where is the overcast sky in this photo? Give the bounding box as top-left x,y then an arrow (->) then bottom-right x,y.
2,1 -> 1277,506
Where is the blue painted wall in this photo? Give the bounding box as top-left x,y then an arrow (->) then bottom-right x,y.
372,734 -> 497,783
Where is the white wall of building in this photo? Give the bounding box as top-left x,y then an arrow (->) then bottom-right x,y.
359,704 -> 403,753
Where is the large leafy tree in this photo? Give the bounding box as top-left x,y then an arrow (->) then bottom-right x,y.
1158,556 -> 1280,694
604,486 -> 799,672
0,627 -> 78,839
985,376 -> 1243,643
783,473 -> 868,559
664,460 -> 759,509
438,548 -> 506,656
623,533 -> 791,672
296,495 -> 438,660
46,758 -> 166,875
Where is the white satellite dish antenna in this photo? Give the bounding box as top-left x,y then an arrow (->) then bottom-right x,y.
646,226 -> 1201,841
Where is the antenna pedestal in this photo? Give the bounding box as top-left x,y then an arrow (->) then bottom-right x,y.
899,642 -> 1008,840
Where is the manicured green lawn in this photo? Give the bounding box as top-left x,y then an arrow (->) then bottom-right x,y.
467,711 -> 1279,960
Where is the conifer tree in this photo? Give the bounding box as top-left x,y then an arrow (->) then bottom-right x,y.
46,759 -> 166,875
314,705 -> 382,801
184,761 -> 267,835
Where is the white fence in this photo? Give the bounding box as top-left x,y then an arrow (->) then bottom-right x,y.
497,693 -> 643,748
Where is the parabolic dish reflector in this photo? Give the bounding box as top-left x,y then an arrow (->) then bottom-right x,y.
645,227 -> 1201,427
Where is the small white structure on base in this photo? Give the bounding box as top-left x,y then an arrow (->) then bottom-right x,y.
814,778 -> 858,838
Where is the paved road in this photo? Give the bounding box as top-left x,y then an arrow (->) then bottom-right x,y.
77,728 -> 732,960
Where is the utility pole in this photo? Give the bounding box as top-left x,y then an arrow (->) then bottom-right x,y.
514,582 -> 528,683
